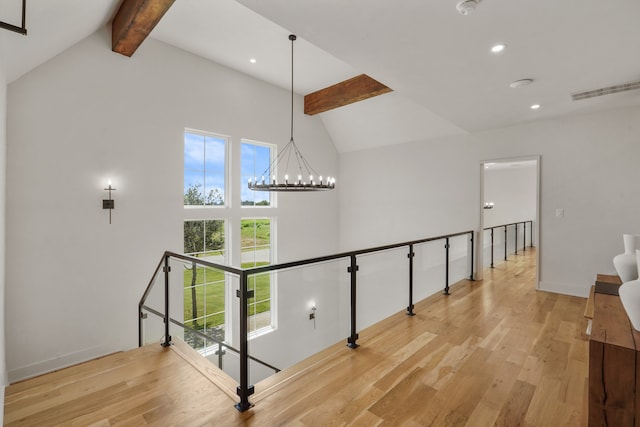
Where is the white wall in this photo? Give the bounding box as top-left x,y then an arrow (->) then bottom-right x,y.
339,138 -> 479,250
0,33 -> 8,425
484,164 -> 536,228
5,28 -> 339,382
339,106 -> 640,298
246,261 -> 347,381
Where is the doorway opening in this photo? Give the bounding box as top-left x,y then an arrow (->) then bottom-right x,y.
477,156 -> 540,287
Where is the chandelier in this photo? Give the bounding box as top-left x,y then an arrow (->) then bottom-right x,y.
248,35 -> 335,192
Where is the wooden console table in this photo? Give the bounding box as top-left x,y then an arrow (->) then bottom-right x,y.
589,274 -> 639,426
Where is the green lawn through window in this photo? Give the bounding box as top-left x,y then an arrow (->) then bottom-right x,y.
183,262 -> 270,331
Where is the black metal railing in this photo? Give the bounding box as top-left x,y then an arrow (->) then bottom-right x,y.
138,254 -> 280,379
139,229 -> 475,412
483,220 -> 534,268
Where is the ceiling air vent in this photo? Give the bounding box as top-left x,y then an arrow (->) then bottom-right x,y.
571,80 -> 640,101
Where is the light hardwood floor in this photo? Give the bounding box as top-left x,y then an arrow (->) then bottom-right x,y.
4,248 -> 589,426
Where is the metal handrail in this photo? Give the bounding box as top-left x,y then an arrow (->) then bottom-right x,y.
138,250 -> 246,315
244,229 -> 474,275
161,251 -> 244,275
139,228 -> 476,412
235,229 -> 475,411
483,220 -> 533,230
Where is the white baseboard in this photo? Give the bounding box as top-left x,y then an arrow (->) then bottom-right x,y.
538,281 -> 590,298
8,344 -> 116,383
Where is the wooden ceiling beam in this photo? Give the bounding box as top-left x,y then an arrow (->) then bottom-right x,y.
304,74 -> 392,115
112,0 -> 175,57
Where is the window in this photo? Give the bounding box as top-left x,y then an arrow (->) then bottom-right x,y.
184,131 -> 226,206
241,218 -> 273,334
183,220 -> 227,346
183,130 -> 277,345
241,140 -> 273,206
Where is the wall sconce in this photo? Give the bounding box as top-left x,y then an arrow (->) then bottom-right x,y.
103,180 -> 116,224
483,202 -> 494,209
309,303 -> 317,329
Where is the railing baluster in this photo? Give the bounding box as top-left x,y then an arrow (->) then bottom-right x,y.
515,223 -> 518,255
162,256 -> 172,347
530,220 -> 534,247
523,221 -> 526,252
490,228 -> 494,268
138,309 -> 143,348
444,237 -> 450,295
347,255 -> 359,348
407,244 -> 415,316
504,225 -> 508,261
469,232 -> 474,281
215,344 -> 225,370
236,271 -> 254,412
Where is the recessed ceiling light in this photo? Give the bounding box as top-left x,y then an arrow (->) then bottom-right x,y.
510,78 -> 534,88
249,58 -> 257,64
491,44 -> 506,53
530,104 -> 541,110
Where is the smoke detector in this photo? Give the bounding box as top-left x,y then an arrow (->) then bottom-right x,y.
456,0 -> 481,15
510,79 -> 534,89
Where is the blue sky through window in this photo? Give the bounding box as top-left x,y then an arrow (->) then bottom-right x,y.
241,141 -> 271,206
184,132 -> 226,205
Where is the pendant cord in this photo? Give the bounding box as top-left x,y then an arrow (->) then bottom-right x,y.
246,34 -> 334,191
289,34 -> 296,143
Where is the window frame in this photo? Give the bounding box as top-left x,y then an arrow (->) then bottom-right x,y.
183,130 -> 279,350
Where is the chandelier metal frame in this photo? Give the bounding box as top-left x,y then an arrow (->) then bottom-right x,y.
248,34 -> 335,192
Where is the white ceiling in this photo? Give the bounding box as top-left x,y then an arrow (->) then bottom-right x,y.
2,0 -> 640,153
0,0 -> 120,83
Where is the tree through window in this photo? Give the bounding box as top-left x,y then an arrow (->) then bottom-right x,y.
183,219 -> 226,346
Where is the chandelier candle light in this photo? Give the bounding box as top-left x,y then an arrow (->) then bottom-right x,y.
248,35 -> 335,192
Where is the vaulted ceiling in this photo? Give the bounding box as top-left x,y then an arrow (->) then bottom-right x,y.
2,0 -> 639,152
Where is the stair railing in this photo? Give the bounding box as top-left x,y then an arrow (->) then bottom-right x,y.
483,220 -> 534,268
139,229 -> 475,412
